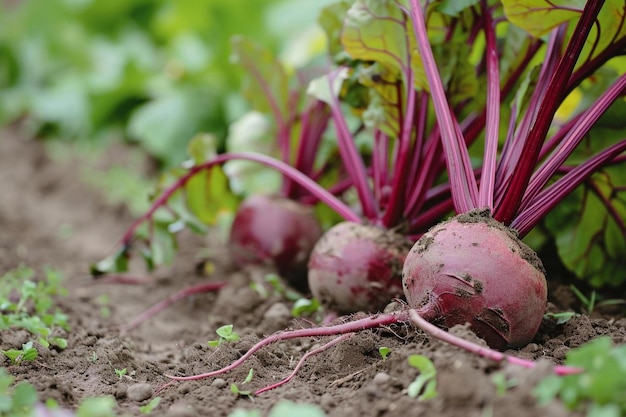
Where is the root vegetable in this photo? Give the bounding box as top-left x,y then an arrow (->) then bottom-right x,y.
402,210 -> 547,349
229,194 -> 323,289
308,222 -> 412,314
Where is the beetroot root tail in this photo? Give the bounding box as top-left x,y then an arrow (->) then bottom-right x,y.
120,281 -> 228,332
165,310 -> 408,382
408,309 -> 582,376
254,333 -> 353,395
160,307 -> 580,393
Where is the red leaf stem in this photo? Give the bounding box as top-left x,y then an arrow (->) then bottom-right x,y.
408,0 -> 479,214
511,140 -> 626,236
495,0 -> 606,224
383,65 -> 418,227
478,0 -> 501,210
326,70 -> 379,220
521,73 -> 626,209
118,152 -> 361,247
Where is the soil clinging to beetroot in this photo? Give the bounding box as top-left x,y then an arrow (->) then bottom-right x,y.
307,221 -> 412,314
403,210 -> 548,350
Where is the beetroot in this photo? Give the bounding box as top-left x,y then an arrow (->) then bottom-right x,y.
229,194 -> 323,288
308,222 -> 412,314
403,210 -> 547,349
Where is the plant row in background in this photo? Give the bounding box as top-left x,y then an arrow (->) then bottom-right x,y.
0,0 -> 336,167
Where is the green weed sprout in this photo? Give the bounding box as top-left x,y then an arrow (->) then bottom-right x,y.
0,266 -> 70,350
139,397 -> 161,414
379,347 -> 391,361
208,324 -> 241,347
114,368 -> 128,379
535,336 -> 626,416
0,368 -> 38,417
230,369 -> 254,397
407,354 -> 438,401
1,341 -> 38,365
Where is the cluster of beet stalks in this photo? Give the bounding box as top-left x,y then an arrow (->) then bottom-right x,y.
97,0 -> 626,398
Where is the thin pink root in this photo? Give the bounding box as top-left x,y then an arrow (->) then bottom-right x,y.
164,311 -> 408,381
254,333 -> 353,395
120,281 -> 228,332
92,274 -> 154,285
407,310 -> 583,376
161,308 -> 582,392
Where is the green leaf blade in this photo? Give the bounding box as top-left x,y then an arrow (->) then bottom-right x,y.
502,0 -> 585,38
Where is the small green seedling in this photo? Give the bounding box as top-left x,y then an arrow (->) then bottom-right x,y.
2,341 -> 39,365
95,294 -> 111,318
543,311 -> 578,325
45,398 -> 60,409
265,274 -> 301,301
75,396 -> 118,417
569,286 -> 625,317
230,369 -> 254,397
114,368 -> 127,379
570,285 -> 597,314
208,324 -> 241,347
1,368 -> 121,417
491,372 -> 518,397
407,354 -> 438,401
0,368 -> 38,417
291,298 -> 322,318
249,282 -> 268,299
228,400 -> 327,417
0,266 -> 69,352
379,347 -> 391,361
535,336 -> 626,416
138,396 -> 161,414
250,274 -> 301,301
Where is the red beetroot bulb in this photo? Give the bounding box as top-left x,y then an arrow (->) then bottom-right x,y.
308,221 -> 412,314
229,194 -> 323,289
402,210 -> 547,350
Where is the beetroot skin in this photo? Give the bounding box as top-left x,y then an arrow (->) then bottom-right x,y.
308,222 -> 412,314
402,210 -> 547,350
229,194 -> 323,288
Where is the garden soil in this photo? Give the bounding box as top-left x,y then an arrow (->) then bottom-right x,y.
1,126 -> 625,417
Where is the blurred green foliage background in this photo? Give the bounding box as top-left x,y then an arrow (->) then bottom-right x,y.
0,0 -> 334,166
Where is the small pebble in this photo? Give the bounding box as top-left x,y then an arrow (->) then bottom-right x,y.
263,303 -> 291,322
114,384 -> 127,400
211,378 -> 227,389
82,336 -> 97,347
320,393 -> 336,409
551,346 -> 569,361
525,343 -> 540,353
383,301 -> 403,313
177,383 -> 191,395
372,372 -> 391,385
166,402 -> 196,417
127,383 -> 153,402
364,384 -> 380,398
